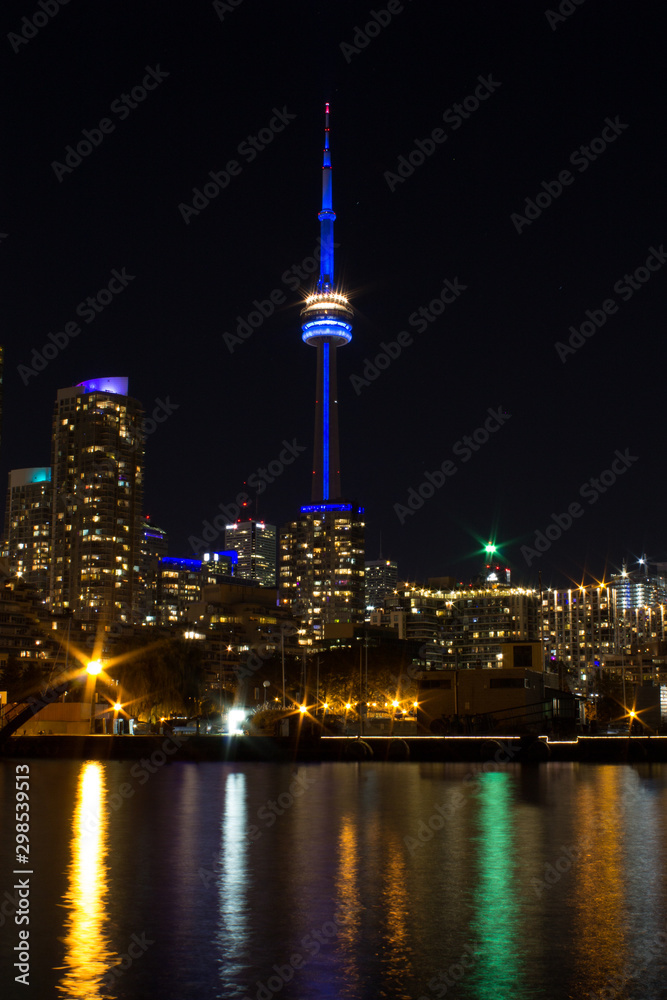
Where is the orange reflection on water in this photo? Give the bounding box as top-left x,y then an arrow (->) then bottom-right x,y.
335,815 -> 362,990
57,762 -> 116,1000
571,768 -> 628,992
380,834 -> 412,990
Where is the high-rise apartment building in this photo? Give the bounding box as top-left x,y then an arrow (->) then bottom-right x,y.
611,559 -> 667,610
541,586 -> 616,668
372,584 -> 540,670
224,519 -> 276,587
3,468 -> 52,597
443,587 -> 540,669
365,558 -> 398,610
50,377 -> 144,629
280,503 -> 365,631
140,517 -> 168,623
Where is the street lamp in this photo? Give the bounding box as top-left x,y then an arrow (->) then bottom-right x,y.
86,660 -> 103,733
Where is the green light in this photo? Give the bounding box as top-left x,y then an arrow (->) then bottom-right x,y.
485,543 -> 497,554
471,773 -> 524,997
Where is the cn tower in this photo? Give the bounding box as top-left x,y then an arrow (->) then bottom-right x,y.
300,103 -> 353,503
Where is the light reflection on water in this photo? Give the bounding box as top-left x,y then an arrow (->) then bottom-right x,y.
335,815 -> 362,994
470,771 -> 526,1000
28,761 -> 667,1000
56,761 -> 116,1000
216,771 -> 250,985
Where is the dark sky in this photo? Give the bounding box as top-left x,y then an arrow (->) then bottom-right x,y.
2,0 -> 664,590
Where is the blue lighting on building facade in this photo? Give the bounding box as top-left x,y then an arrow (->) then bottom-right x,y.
27,468 -> 51,484
300,503 -> 364,514
161,556 -> 202,570
77,377 -> 129,396
323,342 -> 330,499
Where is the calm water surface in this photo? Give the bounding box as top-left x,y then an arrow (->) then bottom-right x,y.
1,758 -> 667,1000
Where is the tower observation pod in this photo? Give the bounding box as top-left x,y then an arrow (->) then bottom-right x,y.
301,103 -> 353,504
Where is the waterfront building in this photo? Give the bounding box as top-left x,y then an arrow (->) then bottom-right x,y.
281,504 -> 365,632
541,586 -> 616,672
608,558 -> 667,647
49,377 -> 144,630
371,584 -> 540,670
3,468 -> 52,597
444,588 -> 541,669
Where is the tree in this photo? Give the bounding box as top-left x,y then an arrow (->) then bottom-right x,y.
594,670 -> 626,724
110,636 -> 205,720
0,657 -> 49,702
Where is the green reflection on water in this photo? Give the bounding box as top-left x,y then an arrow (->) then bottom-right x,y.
470,771 -> 524,1000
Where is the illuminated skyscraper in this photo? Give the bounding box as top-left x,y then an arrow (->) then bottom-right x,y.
280,106 -> 365,633
280,503 -> 365,631
140,517 -> 168,622
365,558 -> 398,610
3,467 -> 52,596
224,519 -> 276,587
50,377 -> 144,630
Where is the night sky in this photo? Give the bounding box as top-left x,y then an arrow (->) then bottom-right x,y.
3,0 -> 664,589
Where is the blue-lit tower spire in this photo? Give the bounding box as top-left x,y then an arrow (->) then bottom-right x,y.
301,103 -> 353,503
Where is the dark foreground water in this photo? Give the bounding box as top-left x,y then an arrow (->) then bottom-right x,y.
1,758 -> 667,1000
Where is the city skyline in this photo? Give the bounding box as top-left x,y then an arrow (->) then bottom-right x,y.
3,1 -> 664,590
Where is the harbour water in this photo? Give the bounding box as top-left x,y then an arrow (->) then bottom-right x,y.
1,759 -> 667,1000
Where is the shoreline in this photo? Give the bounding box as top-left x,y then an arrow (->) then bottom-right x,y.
1,734 -> 666,763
